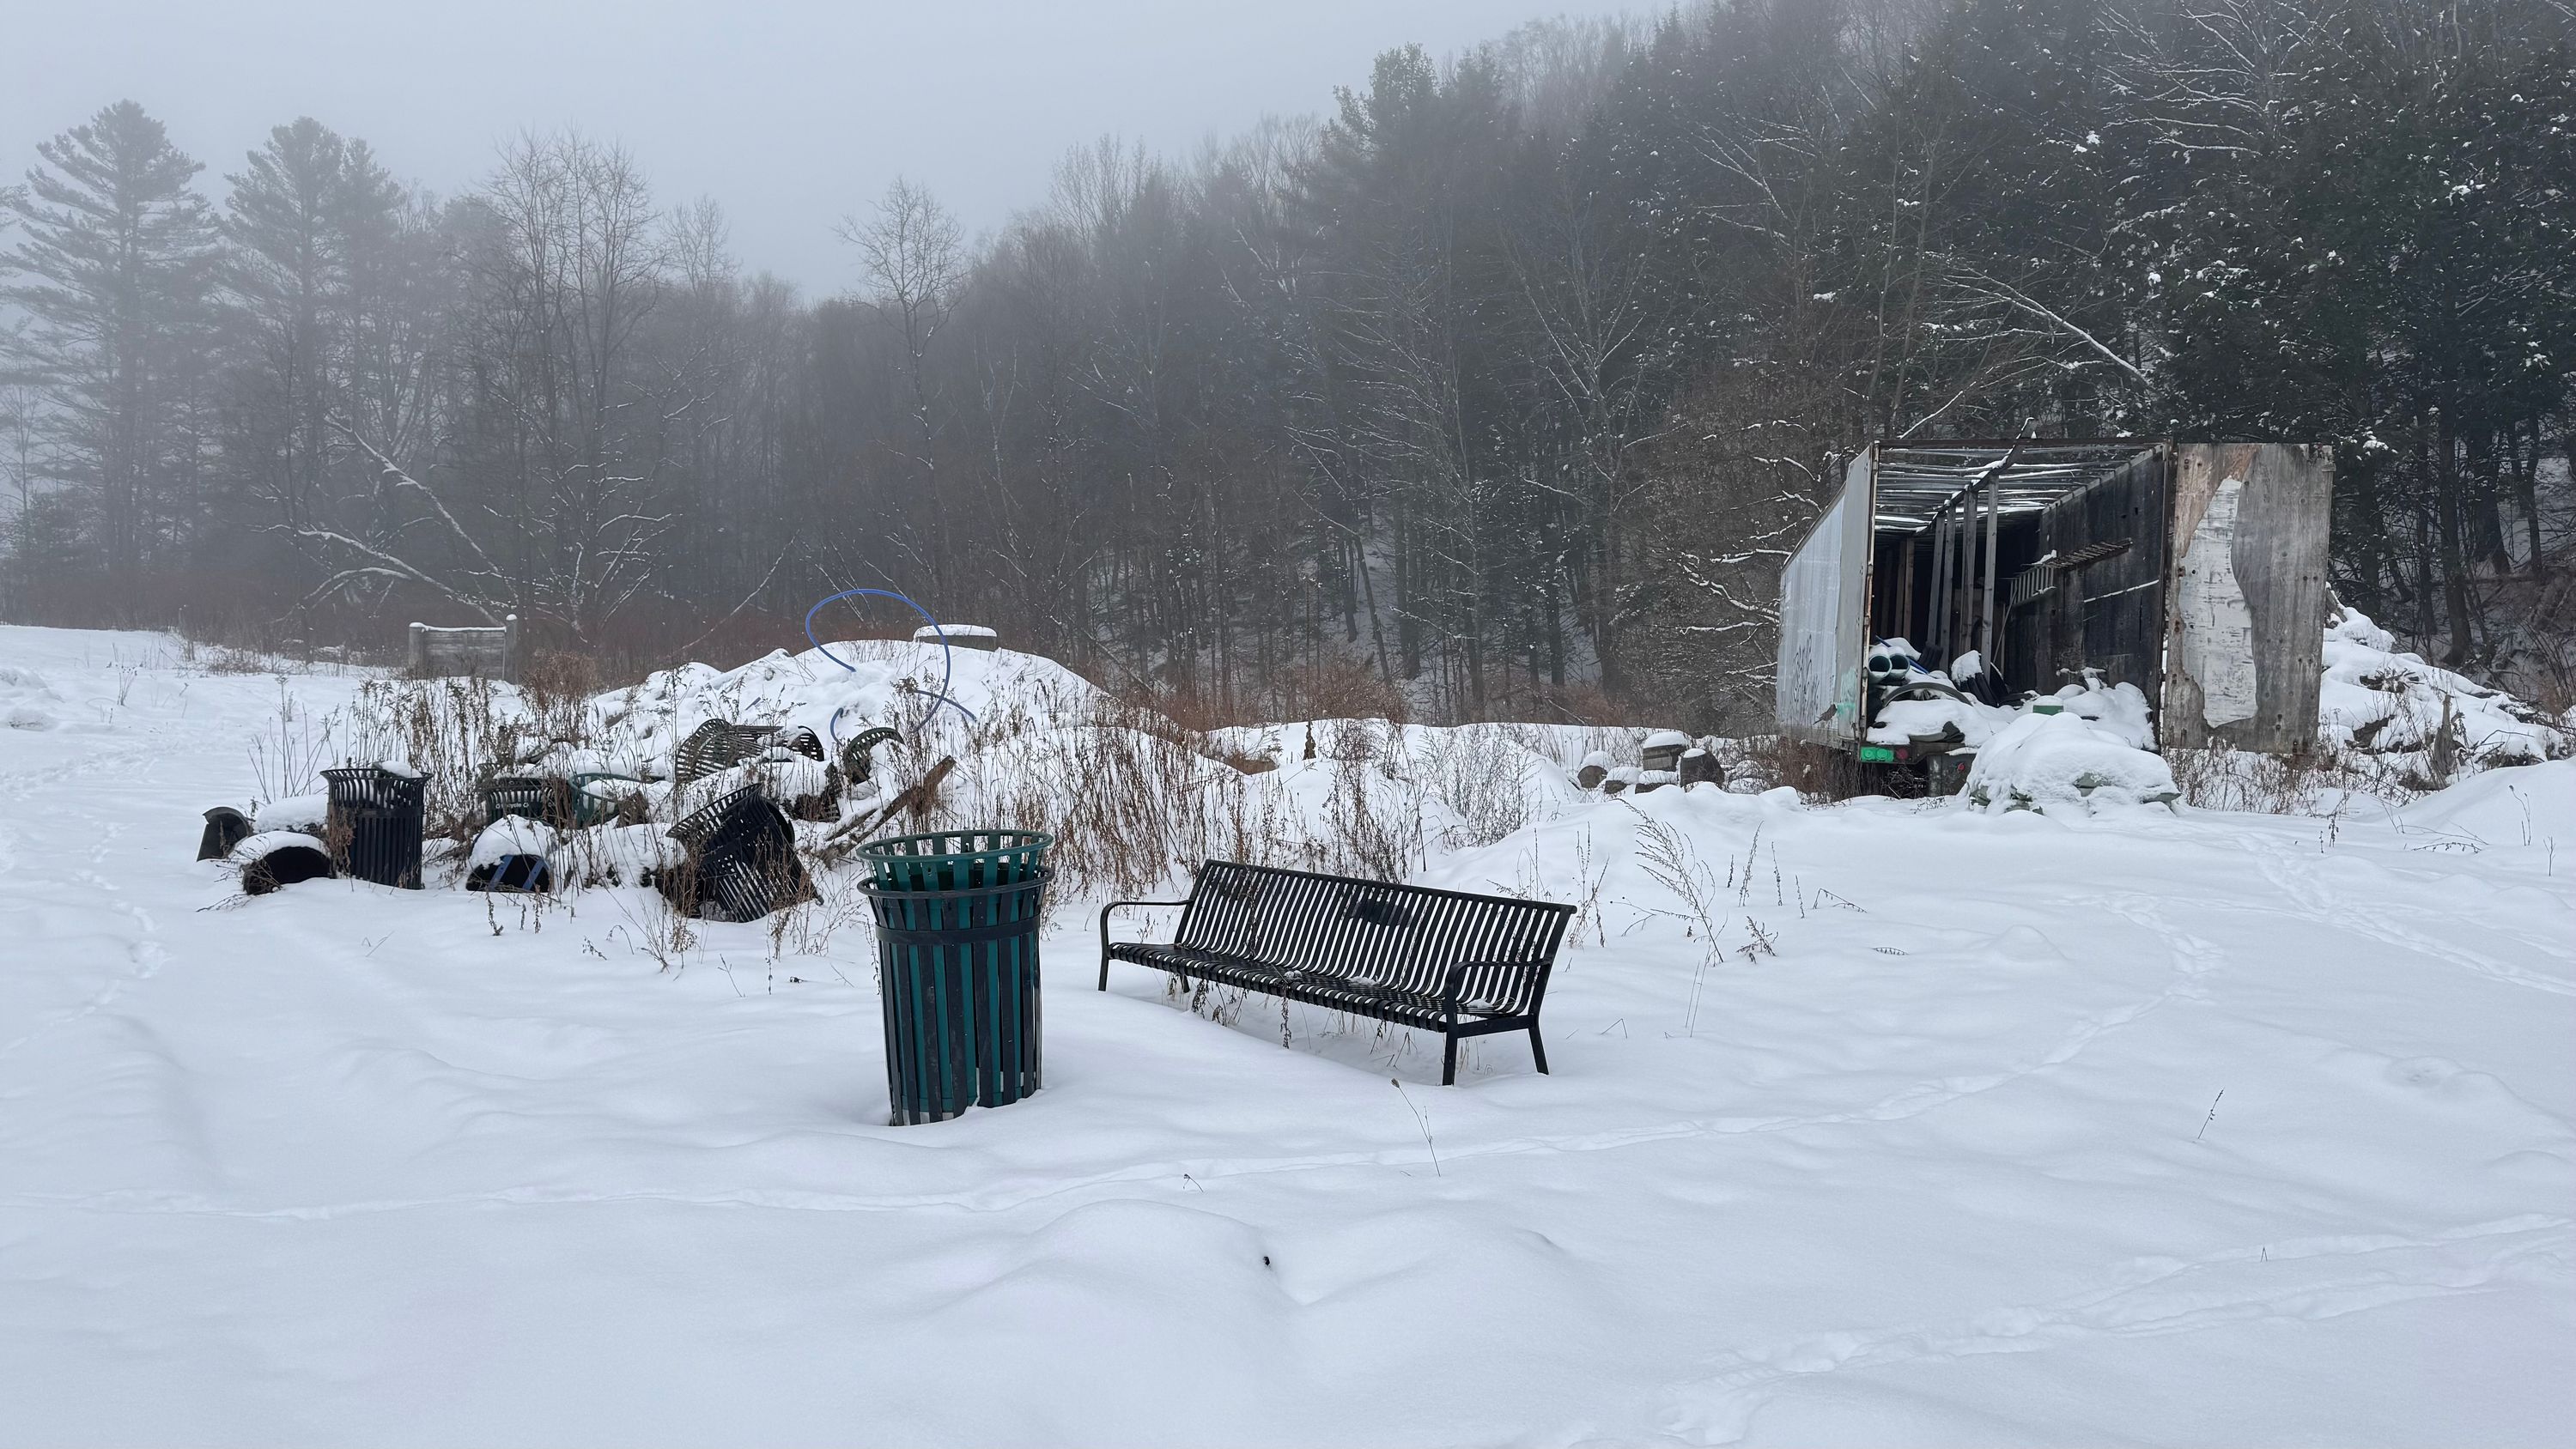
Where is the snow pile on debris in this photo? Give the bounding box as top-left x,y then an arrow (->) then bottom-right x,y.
559,640 -> 1606,896
226,828 -> 326,868
1,663 -> 62,731
468,816 -> 559,873
1867,673 -> 2153,758
1866,695 -> 2009,748
2320,607 -> 2572,779
1862,638 -> 2008,748
591,641 -> 1112,778
216,635 -> 1618,906
1966,710 -> 2180,814
2046,673 -> 2156,748
253,791 -> 329,834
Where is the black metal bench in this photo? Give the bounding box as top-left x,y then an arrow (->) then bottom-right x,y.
1098,861 -> 1574,1085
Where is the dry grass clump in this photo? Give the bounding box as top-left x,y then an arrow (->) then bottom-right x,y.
1725,734 -> 1879,801
2168,742 -> 2416,815
897,682 -> 1503,899
334,675 -> 563,843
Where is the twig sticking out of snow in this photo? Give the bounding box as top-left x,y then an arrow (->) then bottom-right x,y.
1737,919 -> 1779,961
1634,811 -> 1728,1036
1391,1078 -> 1441,1176
2195,1089 -> 2225,1143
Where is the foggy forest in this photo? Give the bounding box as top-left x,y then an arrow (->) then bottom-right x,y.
4,0 -> 2571,728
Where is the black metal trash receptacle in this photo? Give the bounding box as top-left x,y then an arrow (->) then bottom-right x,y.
323,765 -> 427,888
666,785 -> 809,920
857,830 -> 1052,1125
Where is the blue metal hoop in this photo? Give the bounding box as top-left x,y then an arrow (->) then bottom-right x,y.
801,587 -> 978,740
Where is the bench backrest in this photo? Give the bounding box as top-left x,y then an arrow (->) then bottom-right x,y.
1176,861 -> 1573,1010
674,720 -> 826,787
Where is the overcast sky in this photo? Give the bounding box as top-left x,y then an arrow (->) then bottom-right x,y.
9,0 -> 1644,294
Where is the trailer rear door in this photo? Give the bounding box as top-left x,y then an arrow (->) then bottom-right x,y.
2161,443 -> 2335,751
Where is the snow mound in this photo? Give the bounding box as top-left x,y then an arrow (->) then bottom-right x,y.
593,641 -> 1108,773
1966,712 -> 2179,814
2322,607 -> 2571,775
2395,759 -> 2576,846
254,792 -> 330,834
469,817 -> 560,872
227,830 -> 328,865
1866,676 -> 2149,753
2047,675 -> 2154,749
1,663 -> 61,729
1868,695 -> 2009,747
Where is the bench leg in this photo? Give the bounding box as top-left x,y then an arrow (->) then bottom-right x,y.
1441,1032 -> 1459,1087
1097,953 -> 1109,991
1527,1022 -> 1549,1075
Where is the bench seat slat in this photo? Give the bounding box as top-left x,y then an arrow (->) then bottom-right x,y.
1103,944 -> 1539,1038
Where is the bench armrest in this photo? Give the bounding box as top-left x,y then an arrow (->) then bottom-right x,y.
1098,899 -> 1194,990
1438,959 -> 1545,1018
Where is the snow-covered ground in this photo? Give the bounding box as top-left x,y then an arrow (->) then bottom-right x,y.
3,624 -> 2572,1446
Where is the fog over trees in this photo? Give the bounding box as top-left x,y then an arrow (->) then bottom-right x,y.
3,0 -> 2571,725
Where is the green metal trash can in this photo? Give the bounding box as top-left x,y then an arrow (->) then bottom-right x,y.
856,829 -> 1053,1125
569,771 -> 647,826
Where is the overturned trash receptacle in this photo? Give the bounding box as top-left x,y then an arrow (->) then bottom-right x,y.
231,831 -> 335,895
323,764 -> 426,889
665,785 -> 809,920
466,816 -> 558,894
856,830 -> 1052,1125
197,805 -> 251,862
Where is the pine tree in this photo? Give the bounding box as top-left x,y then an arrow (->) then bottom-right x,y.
1,100 -> 220,621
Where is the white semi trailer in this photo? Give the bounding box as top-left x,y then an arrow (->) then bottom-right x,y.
1774,440 -> 2335,770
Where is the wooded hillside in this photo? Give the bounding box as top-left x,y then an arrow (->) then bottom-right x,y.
4,0 -> 2569,724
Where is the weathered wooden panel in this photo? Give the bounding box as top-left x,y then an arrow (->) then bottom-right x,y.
2160,444 -> 2333,752
2010,446 -> 2168,705
2001,559 -> 2045,690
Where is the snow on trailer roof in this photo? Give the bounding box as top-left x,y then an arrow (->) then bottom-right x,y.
1869,440 -> 2155,532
